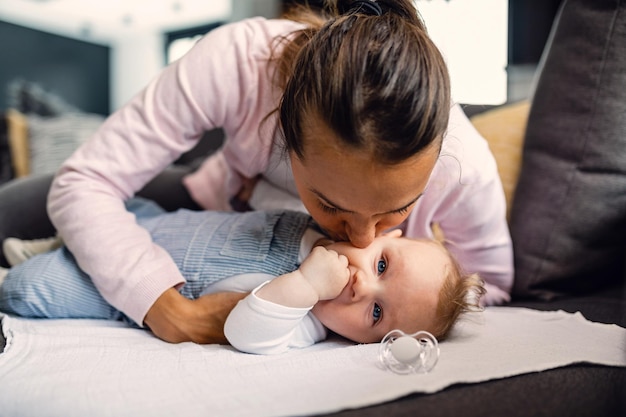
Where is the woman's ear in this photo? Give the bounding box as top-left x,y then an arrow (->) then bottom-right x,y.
384,229 -> 403,238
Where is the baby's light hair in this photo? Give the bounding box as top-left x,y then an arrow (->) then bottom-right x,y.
430,241 -> 486,340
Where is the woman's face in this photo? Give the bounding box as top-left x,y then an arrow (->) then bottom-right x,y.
291,121 -> 440,248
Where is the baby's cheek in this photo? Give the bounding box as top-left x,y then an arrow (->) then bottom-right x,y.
312,300 -> 341,327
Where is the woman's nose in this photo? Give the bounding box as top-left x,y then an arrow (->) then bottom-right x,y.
345,220 -> 377,248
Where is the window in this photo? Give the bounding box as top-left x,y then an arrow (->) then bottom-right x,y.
417,0 -> 508,104
165,22 -> 224,64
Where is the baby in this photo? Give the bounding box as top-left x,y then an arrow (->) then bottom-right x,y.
0,198 -> 484,354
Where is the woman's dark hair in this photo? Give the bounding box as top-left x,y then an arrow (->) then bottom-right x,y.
275,0 -> 451,165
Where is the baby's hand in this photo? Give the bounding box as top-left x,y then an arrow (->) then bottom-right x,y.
298,246 -> 350,301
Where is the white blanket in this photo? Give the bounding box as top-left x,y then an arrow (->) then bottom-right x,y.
0,307 -> 624,417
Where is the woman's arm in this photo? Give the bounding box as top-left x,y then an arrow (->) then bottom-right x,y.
145,289 -> 247,344
47,19 -> 282,338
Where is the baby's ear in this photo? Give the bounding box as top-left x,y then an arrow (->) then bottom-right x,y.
384,229 -> 403,238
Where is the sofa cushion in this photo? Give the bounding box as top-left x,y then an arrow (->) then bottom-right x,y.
26,112 -> 104,176
470,100 -> 530,222
510,0 -> 626,299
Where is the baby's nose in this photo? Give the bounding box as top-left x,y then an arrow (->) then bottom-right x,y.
351,270 -> 375,301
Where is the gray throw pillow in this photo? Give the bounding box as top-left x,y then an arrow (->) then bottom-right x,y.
510,0 -> 626,299
27,112 -> 104,176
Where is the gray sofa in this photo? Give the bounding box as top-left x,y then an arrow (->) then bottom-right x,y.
1,0 -> 625,415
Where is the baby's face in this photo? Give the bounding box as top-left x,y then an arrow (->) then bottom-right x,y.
312,234 -> 449,343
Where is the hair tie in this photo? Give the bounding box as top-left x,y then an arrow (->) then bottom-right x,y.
344,0 -> 383,17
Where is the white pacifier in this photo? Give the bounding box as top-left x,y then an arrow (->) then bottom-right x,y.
378,329 -> 440,375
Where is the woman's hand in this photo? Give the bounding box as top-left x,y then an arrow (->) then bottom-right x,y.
144,288 -> 247,344
230,175 -> 260,212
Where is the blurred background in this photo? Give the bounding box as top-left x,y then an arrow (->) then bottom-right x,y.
0,0 -> 561,114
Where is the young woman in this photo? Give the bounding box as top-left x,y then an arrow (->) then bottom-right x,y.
0,0 -> 512,343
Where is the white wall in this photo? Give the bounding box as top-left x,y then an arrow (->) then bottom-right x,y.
110,0 -> 281,110
110,32 -> 164,110
0,0 -> 233,111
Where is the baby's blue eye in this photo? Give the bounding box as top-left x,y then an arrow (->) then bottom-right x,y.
372,303 -> 382,322
377,259 -> 387,275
